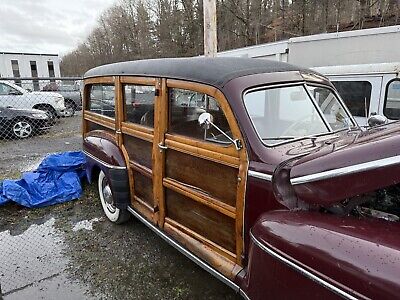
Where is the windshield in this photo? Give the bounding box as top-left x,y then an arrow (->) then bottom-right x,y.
307,85 -> 352,131
243,84 -> 353,145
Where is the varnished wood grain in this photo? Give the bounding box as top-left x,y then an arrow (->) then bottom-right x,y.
124,136 -> 153,169
165,189 -> 236,253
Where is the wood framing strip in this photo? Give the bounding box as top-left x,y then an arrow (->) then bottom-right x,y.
152,78 -> 168,227
84,111 -> 115,130
164,222 -> 242,280
165,217 -> 236,262
134,195 -> 155,213
84,76 -> 115,85
121,123 -> 153,142
115,76 -> 124,147
163,178 -> 236,218
165,138 -> 240,168
120,76 -> 156,85
130,161 -> 152,178
165,134 -> 238,158
132,198 -> 157,224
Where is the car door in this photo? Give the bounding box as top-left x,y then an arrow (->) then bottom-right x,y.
119,77 -> 159,223
155,79 -> 248,279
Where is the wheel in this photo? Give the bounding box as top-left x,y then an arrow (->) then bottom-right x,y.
64,100 -> 76,117
36,105 -> 57,120
11,119 -> 33,139
98,170 -> 130,224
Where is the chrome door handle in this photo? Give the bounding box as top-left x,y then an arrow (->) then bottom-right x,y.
158,142 -> 168,152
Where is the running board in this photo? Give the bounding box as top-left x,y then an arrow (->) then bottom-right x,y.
126,206 -> 246,296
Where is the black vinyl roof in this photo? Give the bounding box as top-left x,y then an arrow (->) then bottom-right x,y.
84,57 -> 313,88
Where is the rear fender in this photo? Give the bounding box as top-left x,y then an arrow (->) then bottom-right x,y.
83,132 -> 130,209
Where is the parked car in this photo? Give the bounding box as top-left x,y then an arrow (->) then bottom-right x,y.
0,106 -> 51,139
42,82 -> 82,117
312,62 -> 400,126
0,81 -> 66,118
82,57 -> 400,299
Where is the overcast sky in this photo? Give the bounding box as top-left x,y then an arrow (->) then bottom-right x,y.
0,0 -> 116,56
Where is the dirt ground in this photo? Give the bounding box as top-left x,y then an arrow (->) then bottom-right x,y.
0,114 -> 237,299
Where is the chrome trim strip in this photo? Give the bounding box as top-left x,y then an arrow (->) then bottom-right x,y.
126,206 -> 241,293
250,233 -> 359,300
290,155 -> 400,185
83,150 -> 127,170
248,170 -> 273,182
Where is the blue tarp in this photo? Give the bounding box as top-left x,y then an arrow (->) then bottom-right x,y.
0,151 -> 86,208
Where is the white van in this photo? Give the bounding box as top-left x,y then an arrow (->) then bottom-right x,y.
312,63 -> 400,126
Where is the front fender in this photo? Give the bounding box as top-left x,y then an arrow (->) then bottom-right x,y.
244,211 -> 400,300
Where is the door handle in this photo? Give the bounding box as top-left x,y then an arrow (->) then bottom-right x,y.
158,142 -> 167,152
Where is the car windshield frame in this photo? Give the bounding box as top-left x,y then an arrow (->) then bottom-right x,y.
243,82 -> 357,147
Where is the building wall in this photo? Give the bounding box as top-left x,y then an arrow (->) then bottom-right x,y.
0,52 -> 61,78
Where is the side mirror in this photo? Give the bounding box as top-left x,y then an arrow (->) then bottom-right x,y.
367,114 -> 388,127
197,112 -> 242,151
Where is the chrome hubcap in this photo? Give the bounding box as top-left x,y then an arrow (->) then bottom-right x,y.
102,182 -> 116,213
13,121 -> 32,138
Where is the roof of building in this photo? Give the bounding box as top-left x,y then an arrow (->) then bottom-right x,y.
83,57 -> 312,87
0,52 -> 58,57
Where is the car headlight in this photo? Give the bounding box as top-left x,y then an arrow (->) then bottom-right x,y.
32,113 -> 48,119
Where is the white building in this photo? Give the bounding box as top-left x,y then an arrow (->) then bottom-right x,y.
0,52 -> 61,90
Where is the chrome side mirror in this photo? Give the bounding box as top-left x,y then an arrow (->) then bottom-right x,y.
197,112 -> 242,151
367,114 -> 388,127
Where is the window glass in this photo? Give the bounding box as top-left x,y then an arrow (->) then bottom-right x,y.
384,79 -> 400,120
88,84 -> 115,118
169,88 -> 232,145
124,84 -> 155,127
332,81 -> 371,117
307,85 -> 352,131
244,85 -> 329,145
0,83 -> 13,95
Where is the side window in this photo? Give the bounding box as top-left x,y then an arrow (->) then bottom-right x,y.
332,81 -> 371,117
124,84 -> 155,127
169,88 -> 232,145
88,84 -> 115,118
384,79 -> 400,120
0,83 -> 15,96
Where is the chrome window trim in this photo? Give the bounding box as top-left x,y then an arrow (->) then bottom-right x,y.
126,206 -> 244,295
250,233 -> 361,300
83,150 -> 127,170
248,170 -> 273,182
290,155 -> 400,185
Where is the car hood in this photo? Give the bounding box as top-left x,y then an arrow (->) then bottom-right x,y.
284,122 -> 400,207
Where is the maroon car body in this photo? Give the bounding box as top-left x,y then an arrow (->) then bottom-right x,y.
82,57 -> 400,299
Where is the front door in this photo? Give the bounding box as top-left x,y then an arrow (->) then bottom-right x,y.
157,80 -> 247,279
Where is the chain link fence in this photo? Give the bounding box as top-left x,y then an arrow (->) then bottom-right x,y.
0,77 -> 84,182
0,77 -> 82,140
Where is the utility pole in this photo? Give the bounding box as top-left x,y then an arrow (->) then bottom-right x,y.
203,0 -> 217,57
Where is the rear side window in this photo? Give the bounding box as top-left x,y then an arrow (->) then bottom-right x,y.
384,79 -> 400,120
124,84 -> 155,127
88,84 -> 115,118
332,81 -> 371,117
169,88 -> 232,145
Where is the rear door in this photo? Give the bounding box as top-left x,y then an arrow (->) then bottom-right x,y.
156,80 -> 248,279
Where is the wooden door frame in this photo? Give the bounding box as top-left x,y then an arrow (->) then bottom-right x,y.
160,79 -> 248,272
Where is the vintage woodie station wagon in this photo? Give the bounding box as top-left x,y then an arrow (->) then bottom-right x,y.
82,57 -> 400,299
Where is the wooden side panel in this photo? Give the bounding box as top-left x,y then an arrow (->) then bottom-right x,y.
124,136 -> 153,169
133,171 -> 154,207
165,149 -> 238,207
165,189 -> 236,253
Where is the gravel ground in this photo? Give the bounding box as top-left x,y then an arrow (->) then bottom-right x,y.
0,114 -> 238,299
